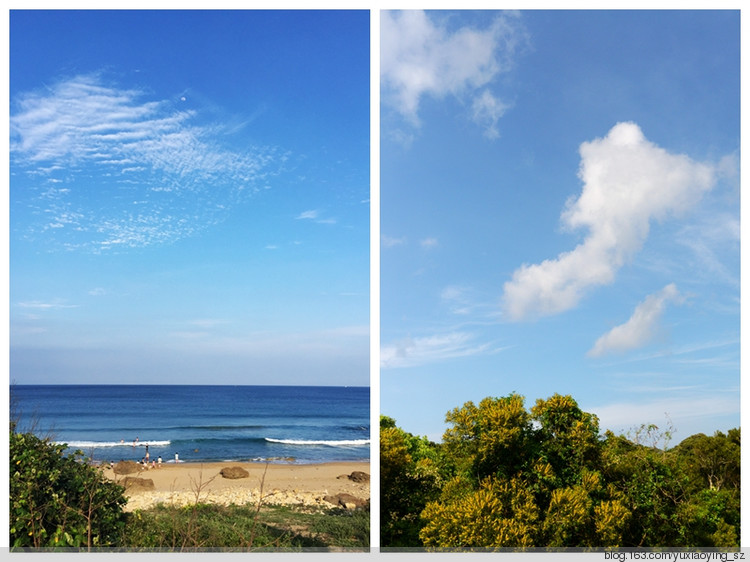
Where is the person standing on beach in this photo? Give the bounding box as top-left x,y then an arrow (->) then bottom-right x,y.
158,455 -> 162,468
145,444 -> 150,462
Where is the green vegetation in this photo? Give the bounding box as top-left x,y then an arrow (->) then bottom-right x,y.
381,393 -> 740,549
10,422 -> 128,548
121,503 -> 370,550
10,423 -> 369,551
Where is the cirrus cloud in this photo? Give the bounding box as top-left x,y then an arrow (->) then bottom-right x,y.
10,73 -> 284,252
381,331 -> 506,369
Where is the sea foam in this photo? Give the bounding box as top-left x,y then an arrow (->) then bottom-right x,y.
264,438 -> 370,446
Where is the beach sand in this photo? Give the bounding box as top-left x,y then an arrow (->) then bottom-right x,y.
103,461 -> 371,512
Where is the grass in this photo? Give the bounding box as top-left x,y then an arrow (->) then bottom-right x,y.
119,503 -> 370,551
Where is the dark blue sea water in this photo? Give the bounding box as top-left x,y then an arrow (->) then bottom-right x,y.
10,385 -> 370,465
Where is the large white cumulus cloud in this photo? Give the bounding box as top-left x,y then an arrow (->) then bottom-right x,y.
502,122 -> 715,321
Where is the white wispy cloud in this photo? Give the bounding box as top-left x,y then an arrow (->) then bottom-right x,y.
439,285 -> 505,321
295,209 -> 336,224
420,237 -> 438,248
296,210 -> 319,220
381,331 -> 504,369
587,284 -> 683,358
591,395 -> 739,439
10,73 -> 283,251
675,211 -> 740,288
502,122 -> 716,321
165,324 -> 369,358
189,319 -> 229,329
381,10 -> 527,137
471,89 -> 509,140
168,331 -> 211,340
17,301 -> 78,310
592,337 -> 739,370
381,234 -> 406,248
440,286 -> 473,315
165,319 -> 229,340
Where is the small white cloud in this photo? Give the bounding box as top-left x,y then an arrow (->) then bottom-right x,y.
296,210 -> 319,220
420,237 -> 438,248
587,284 -> 683,358
471,89 -> 509,139
381,10 -> 526,134
387,128 -> 416,148
295,209 -> 336,224
381,234 -> 406,248
440,285 -> 472,315
440,286 -> 464,301
88,288 -> 107,296
502,122 -> 715,321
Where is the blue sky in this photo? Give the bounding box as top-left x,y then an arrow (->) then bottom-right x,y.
8,10 -> 370,386
380,10 -> 740,444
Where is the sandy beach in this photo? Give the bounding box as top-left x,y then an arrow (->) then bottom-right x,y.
103,461 -> 370,512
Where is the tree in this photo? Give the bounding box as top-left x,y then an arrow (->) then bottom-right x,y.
420,476 -> 538,548
530,394 -> 602,489
10,423 -> 128,549
420,394 -> 631,548
600,426 -> 739,547
673,430 -> 740,492
671,429 -> 740,546
442,393 -> 533,482
380,416 -> 443,547
384,395 -> 740,549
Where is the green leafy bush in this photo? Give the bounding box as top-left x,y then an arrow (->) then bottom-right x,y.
9,423 -> 127,549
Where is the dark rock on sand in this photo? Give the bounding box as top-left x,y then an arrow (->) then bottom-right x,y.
323,493 -> 366,509
348,471 -> 370,483
220,466 -> 250,479
113,461 -> 140,475
121,477 -> 155,490
338,471 -> 370,483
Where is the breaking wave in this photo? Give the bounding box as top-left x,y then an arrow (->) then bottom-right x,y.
264,438 -> 370,446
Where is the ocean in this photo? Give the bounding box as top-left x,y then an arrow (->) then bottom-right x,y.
10,385 -> 370,465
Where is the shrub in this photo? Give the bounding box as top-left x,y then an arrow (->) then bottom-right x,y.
9,423 -> 128,549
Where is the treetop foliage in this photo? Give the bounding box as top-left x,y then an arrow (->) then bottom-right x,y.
381,394 -> 739,549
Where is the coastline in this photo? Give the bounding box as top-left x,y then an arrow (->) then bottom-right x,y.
103,460 -> 371,512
